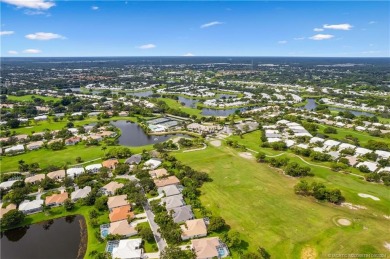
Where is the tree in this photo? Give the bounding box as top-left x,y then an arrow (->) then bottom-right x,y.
95,196 -> 108,211
75,156 -> 83,163
160,246 -> 196,259
257,247 -> 271,259
1,209 -> 25,230
64,198 -> 74,211
324,127 -> 337,134
358,165 -> 371,173
294,180 -> 310,196
114,163 -> 130,175
18,160 -> 29,172
208,216 -> 226,232
137,225 -> 154,242
224,231 -> 241,248
256,152 -> 266,163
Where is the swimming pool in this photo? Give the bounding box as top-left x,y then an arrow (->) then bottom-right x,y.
218,247 -> 226,257
106,241 -> 119,253
101,228 -> 109,238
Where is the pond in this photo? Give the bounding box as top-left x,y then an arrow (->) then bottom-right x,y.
1,215 -> 87,259
201,106 -> 258,116
126,90 -> 154,97
302,98 -> 374,117
110,120 -> 187,146
178,96 -> 198,108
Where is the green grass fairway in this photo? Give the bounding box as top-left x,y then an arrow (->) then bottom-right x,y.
7,95 -> 60,102
174,145 -> 390,258
158,98 -> 202,117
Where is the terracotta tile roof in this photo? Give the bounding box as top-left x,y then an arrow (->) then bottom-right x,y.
45,192 -> 69,205
154,176 -> 180,188
109,219 -> 137,236
102,159 -> 119,169
149,168 -> 168,179
109,205 -> 134,222
181,219 -> 207,239
107,195 -> 129,210
191,237 -> 220,259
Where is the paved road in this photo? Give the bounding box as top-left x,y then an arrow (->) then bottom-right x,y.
143,200 -> 167,253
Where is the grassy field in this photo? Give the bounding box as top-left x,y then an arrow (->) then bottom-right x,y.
174,144 -> 390,258
0,144 -> 153,173
316,123 -> 390,147
7,95 -> 60,102
158,97 -> 202,117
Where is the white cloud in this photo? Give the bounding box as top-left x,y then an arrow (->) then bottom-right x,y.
1,0 -> 55,10
137,44 -> 156,49
323,23 -> 353,30
24,9 -> 46,15
278,40 -> 287,44
8,50 -> 18,55
293,37 -> 305,40
368,21 -> 377,24
183,53 -> 195,56
314,28 -> 324,32
361,50 -> 381,54
91,6 -> 99,10
22,49 -> 42,54
0,30 -> 14,36
200,21 -> 224,29
25,32 -> 65,40
309,34 -> 334,40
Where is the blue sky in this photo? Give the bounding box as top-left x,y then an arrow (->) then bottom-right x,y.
1,1 -> 389,57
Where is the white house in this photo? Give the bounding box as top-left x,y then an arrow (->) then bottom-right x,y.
67,167 -> 85,178
4,144 -> 25,154
310,137 -> 325,144
355,147 -> 372,157
34,115 -> 48,121
323,140 -> 341,150
375,150 -> 390,160
19,200 -> 44,214
111,238 -> 143,259
0,180 -> 18,190
71,186 -> 92,201
356,161 -> 378,172
85,164 -> 102,173
338,143 -> 356,151
143,159 -> 162,170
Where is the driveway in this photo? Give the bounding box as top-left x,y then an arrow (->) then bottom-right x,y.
143,201 -> 168,252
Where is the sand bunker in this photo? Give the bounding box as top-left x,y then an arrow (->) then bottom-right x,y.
301,246 -> 317,259
239,152 -> 253,159
341,202 -> 367,210
384,242 -> 390,251
210,140 -> 221,147
358,193 -> 380,201
337,218 -> 352,226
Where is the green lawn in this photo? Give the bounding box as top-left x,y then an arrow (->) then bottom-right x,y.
316,123 -> 390,147
0,144 -> 153,173
7,95 -> 60,102
158,98 -> 202,117
174,145 -> 390,258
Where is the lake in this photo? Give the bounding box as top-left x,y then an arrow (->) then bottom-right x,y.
110,120 -> 187,146
1,215 -> 87,259
178,96 -> 198,108
201,106 -> 258,116
302,98 -> 374,117
126,90 -> 154,97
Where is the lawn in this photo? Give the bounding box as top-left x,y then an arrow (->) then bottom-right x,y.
158,97 -> 202,117
0,144 -> 153,173
174,145 -> 390,258
7,95 -> 60,102
316,123 -> 390,147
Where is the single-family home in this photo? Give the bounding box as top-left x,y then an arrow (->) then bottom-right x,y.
344,156 -> 359,166
102,181 -> 124,196
71,186 -> 92,201
171,205 -> 194,223
109,205 -> 134,222
181,219 -> 208,240
4,144 -> 25,154
143,158 -> 162,170
338,143 -> 356,151
47,170 -> 66,181
85,164 -> 102,173
25,174 -> 45,184
26,141 -> 44,150
34,115 -> 48,121
102,159 -> 119,170
356,161 -> 378,172
111,238 -> 143,259
158,185 -> 182,197
107,195 -> 129,211
154,176 -> 181,188
327,151 -> 340,160
45,192 -> 69,207
323,140 -> 341,150
0,203 -> 17,219
125,154 -> 142,165
149,168 -> 168,179
65,136 -> 81,146
67,167 -> 85,178
108,220 -> 137,237
19,200 -> 44,214
15,134 -> 29,142
191,237 -> 229,259
0,180 -> 18,190
355,147 -> 372,157
375,150 -> 390,160
162,194 -> 185,210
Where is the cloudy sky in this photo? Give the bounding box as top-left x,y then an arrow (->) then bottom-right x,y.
1,0 -> 389,57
